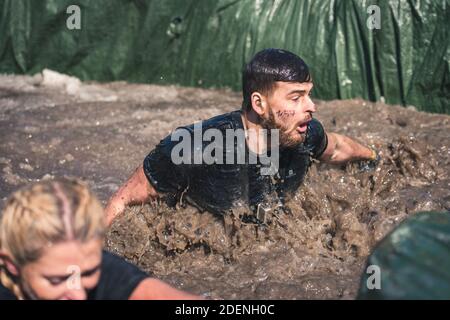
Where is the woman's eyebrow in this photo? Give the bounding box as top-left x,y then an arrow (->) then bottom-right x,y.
44,274 -> 71,282
43,263 -> 101,280
80,264 -> 101,277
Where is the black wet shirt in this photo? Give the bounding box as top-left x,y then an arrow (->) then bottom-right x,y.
143,110 -> 328,216
0,250 -> 148,300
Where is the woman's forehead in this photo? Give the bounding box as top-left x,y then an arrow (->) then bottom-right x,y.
26,239 -> 102,274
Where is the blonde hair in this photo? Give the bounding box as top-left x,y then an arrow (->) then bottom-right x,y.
0,178 -> 106,299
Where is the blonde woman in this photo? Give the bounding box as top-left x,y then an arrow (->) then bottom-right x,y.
0,178 -> 200,300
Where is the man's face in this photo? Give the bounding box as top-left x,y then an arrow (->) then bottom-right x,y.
260,81 -> 316,148
18,239 -> 102,300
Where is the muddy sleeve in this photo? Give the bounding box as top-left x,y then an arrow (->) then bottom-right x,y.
88,250 -> 150,300
305,118 -> 328,159
143,130 -> 189,193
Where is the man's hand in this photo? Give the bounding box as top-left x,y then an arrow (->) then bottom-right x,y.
105,165 -> 159,226
358,147 -> 381,172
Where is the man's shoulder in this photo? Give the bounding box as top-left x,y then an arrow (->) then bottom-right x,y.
303,118 -> 327,158
151,110 -> 242,155
306,118 -> 325,140
179,110 -> 243,133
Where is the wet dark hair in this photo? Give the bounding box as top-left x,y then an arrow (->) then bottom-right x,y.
242,48 -> 312,111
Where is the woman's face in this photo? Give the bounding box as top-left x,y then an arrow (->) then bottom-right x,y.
19,239 -> 103,300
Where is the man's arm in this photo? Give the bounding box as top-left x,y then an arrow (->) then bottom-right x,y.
105,164 -> 159,226
129,278 -> 204,300
319,132 -> 377,164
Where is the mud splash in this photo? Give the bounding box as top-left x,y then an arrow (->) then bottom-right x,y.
106,134 -> 449,299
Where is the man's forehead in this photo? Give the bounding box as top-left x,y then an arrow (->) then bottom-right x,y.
274,81 -> 313,92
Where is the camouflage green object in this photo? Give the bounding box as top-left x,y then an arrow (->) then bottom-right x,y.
0,0 -> 448,113
358,212 -> 450,299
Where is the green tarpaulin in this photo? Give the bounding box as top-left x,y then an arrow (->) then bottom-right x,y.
0,0 -> 448,113
358,211 -> 450,299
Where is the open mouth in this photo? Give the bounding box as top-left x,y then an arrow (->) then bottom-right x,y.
296,120 -> 311,134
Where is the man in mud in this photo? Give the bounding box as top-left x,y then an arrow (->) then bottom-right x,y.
105,48 -> 379,226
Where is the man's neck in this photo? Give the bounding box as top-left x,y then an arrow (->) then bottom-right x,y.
241,109 -> 270,155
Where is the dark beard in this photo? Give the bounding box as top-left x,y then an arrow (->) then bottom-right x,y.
260,108 -> 302,148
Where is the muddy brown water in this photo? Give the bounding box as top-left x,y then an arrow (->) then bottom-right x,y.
1,74 -> 449,299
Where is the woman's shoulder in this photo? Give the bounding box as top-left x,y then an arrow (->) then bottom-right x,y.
0,281 -> 17,300
87,250 -> 149,300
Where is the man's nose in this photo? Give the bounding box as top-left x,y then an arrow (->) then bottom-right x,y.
304,97 -> 316,113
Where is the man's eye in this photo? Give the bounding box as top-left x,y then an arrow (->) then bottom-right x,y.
292,96 -> 300,101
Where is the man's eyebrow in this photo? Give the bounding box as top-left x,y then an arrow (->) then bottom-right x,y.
287,90 -> 307,95
43,264 -> 101,280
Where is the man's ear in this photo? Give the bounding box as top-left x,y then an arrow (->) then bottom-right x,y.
250,92 -> 268,116
0,251 -> 19,276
